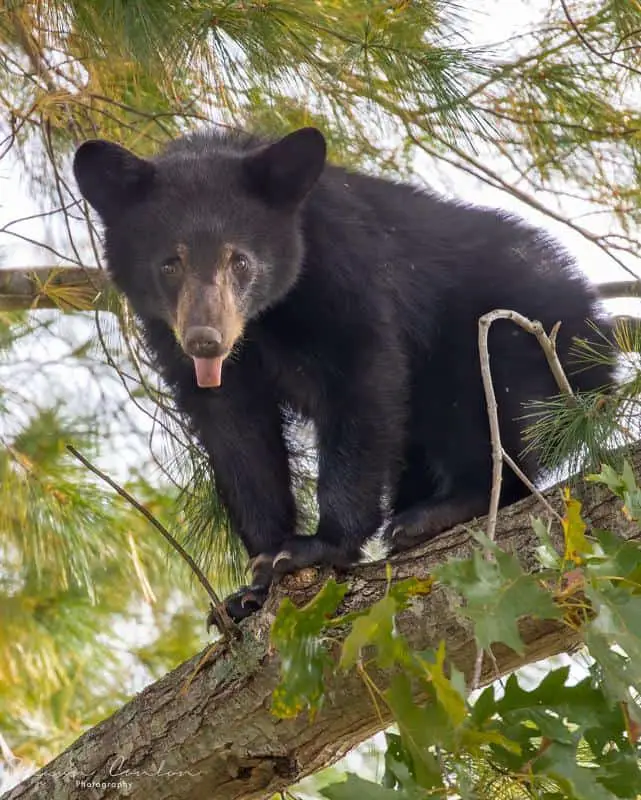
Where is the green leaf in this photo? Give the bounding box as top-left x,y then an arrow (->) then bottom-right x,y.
419,641 -> 466,728
584,581 -> 641,722
339,576 -> 433,671
534,741 -> 619,800
532,515 -> 563,569
586,530 -> 641,594
339,594 -> 399,671
497,669 -> 619,741
471,683 -> 497,725
587,462 -> 628,495
382,732 -> 413,789
585,630 -> 641,723
587,583 -> 641,663
384,673 -> 445,789
598,750 -> 641,798
321,773 -> 413,800
437,542 -> 561,654
470,665 -> 633,788
271,579 -> 348,719
588,460 -> 641,522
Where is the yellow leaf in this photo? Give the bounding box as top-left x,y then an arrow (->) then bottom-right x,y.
561,488 -> 592,564
421,641 -> 467,728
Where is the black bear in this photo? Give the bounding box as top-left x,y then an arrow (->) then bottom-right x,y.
73,127 -> 614,621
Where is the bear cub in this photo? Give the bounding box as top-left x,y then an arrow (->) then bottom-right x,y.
73,127 -> 614,622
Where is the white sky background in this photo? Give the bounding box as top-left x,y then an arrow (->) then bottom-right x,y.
0,0 -> 638,792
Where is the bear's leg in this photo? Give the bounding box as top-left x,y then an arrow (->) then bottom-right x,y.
385,495 -> 489,553
272,354 -> 407,576
184,365 -> 298,622
385,466 -> 529,553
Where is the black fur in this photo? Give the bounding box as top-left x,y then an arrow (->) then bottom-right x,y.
73,127 -> 614,622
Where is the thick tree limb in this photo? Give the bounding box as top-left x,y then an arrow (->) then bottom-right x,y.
5,445 -> 641,800
599,280 -> 641,300
0,268 -> 640,312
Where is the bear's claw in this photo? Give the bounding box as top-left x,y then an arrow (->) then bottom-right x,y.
220,583 -> 270,624
272,550 -> 292,568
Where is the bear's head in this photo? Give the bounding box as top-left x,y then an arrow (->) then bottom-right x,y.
73,127 -> 327,387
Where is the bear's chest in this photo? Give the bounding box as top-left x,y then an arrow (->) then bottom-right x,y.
249,300 -> 349,422
265,345 -> 328,421
247,325 -> 331,421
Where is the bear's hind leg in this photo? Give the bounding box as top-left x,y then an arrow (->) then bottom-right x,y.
386,465 -> 529,554
385,494 -> 489,553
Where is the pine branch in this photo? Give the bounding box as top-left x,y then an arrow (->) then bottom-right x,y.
1,268 -> 640,314
559,0 -> 641,79
8,8 -> 58,95
66,445 -> 240,639
0,267 -> 113,312
5,447 -> 641,800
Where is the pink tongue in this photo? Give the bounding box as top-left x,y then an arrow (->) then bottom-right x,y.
193,357 -> 224,388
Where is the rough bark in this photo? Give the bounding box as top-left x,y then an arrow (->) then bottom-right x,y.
0,268 -> 639,312
5,446 -> 641,800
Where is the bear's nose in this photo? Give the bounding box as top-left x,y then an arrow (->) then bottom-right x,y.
183,326 -> 224,357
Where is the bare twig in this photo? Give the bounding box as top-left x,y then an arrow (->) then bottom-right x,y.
477,308 -> 578,539
502,450 -> 563,523
66,444 -> 240,640
477,312 -> 505,545
487,310 -> 577,403
473,312 -> 505,689
474,308 -> 578,688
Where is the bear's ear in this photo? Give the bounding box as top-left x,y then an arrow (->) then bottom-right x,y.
243,127 -> 326,208
73,140 -> 155,224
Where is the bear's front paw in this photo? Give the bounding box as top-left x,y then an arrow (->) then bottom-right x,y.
272,535 -> 357,577
208,552 -> 276,627
218,583 -> 270,625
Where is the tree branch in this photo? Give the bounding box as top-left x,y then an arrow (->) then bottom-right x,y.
0,267 -> 113,312
1,268 -> 639,314
5,445 -> 641,800
598,280 -> 641,300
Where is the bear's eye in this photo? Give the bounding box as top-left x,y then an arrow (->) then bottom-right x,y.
231,252 -> 249,273
160,257 -> 181,277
